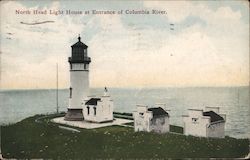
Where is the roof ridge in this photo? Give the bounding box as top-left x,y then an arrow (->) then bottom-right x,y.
148,107 -> 168,117
203,110 -> 224,123
85,98 -> 101,106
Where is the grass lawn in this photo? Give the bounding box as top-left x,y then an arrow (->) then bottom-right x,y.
1,114 -> 249,159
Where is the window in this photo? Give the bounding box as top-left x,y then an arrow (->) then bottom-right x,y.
139,113 -> 144,116
87,106 -> 90,115
84,64 -> 86,69
69,87 -> 72,98
151,119 -> 156,125
94,107 -> 96,116
161,118 -> 165,125
192,118 -> 198,123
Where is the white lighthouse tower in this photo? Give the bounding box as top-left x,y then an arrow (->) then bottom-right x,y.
64,35 -> 91,121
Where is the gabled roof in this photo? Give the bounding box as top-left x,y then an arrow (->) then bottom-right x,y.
148,107 -> 169,117
203,111 -> 224,123
85,98 -> 101,106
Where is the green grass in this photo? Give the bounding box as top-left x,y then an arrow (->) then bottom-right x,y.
1,114 -> 249,159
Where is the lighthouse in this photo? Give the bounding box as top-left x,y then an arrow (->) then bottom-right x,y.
64,35 -> 91,121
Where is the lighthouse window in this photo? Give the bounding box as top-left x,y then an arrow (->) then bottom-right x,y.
87,106 -> 90,115
69,87 -> 72,98
94,107 -> 96,116
84,64 -> 86,69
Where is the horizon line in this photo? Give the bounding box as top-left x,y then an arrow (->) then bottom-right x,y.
0,85 -> 249,91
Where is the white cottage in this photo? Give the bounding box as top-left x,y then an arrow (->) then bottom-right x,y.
182,107 -> 226,138
133,105 -> 170,134
83,88 -> 113,123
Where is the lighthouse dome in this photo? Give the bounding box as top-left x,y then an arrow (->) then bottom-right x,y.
71,36 -> 88,48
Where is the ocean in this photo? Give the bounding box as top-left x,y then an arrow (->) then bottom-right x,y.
0,87 -> 249,138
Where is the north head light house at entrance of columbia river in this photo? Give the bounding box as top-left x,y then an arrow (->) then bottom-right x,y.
64,36 -> 91,121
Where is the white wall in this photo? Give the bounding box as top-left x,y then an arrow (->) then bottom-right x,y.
99,95 -> 113,122
207,122 -> 225,138
183,110 -> 210,137
150,116 -> 169,133
83,104 -> 94,122
133,112 -> 153,132
69,63 -> 89,109
133,109 -> 153,132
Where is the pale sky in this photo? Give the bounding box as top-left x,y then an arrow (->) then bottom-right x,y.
0,0 -> 249,89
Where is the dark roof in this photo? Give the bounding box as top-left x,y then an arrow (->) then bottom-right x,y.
148,107 -> 169,117
85,98 -> 101,105
203,111 -> 224,123
71,37 -> 88,48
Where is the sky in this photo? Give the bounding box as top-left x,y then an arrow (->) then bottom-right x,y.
0,0 -> 249,89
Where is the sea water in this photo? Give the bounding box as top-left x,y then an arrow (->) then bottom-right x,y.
0,87 -> 249,138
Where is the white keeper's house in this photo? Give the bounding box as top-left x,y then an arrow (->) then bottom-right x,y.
133,105 -> 170,134
182,107 -> 226,138
83,88 -> 114,123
